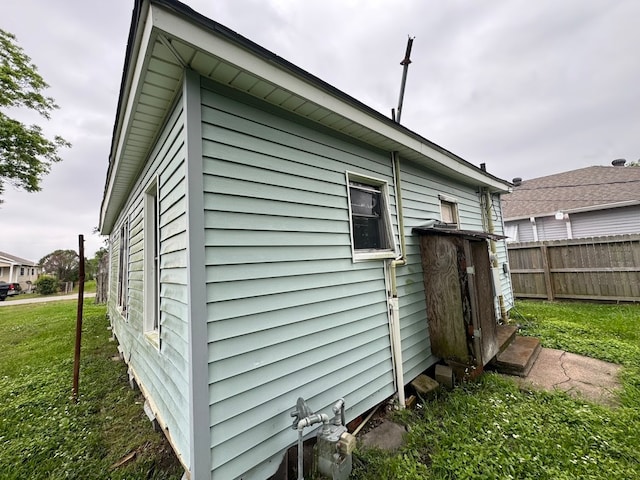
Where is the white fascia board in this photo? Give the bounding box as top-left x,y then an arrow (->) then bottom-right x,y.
150,5 -> 510,193
101,4 -> 156,234
563,199 -> 640,215
504,199 -> 640,222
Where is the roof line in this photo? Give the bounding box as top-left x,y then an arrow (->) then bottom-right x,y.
150,0 -> 509,187
505,199 -> 640,221
512,178 -> 640,191
0,251 -> 38,265
102,0 -> 147,225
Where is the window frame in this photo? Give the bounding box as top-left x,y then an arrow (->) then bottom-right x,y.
117,216 -> 130,318
439,194 -> 460,228
143,178 -> 160,348
346,171 -> 397,262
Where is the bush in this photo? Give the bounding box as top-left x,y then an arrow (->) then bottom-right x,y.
35,276 -> 58,295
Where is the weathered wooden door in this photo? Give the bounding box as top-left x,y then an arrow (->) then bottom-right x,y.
419,233 -> 498,367
421,235 -> 471,364
470,240 -> 498,363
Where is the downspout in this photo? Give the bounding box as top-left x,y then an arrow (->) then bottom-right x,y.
483,189 -> 508,320
389,151 -> 406,408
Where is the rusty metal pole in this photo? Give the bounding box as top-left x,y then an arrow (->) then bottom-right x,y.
72,234 -> 85,403
395,36 -> 415,124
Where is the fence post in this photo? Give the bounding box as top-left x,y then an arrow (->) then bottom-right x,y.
540,244 -> 554,301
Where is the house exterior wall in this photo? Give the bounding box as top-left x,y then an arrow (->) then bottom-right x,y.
535,216 -> 567,241
506,204 -> 640,243
197,77 -> 511,478
200,79 -> 397,479
107,96 -> 191,468
105,72 -> 514,480
492,196 -> 515,310
398,160 -> 479,380
0,264 -> 40,287
514,219 -> 536,242
571,205 -> 640,238
397,164 -> 514,329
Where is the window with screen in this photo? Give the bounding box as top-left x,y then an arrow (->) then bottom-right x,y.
347,172 -> 396,261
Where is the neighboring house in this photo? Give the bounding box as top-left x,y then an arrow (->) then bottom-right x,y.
0,251 -> 40,291
99,1 -> 513,478
502,161 -> 640,242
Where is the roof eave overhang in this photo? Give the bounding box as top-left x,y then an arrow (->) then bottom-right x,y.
100,0 -> 511,234
100,0 -> 154,234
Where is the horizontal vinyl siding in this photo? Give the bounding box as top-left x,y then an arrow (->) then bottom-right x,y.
536,216 -> 568,241
201,82 -> 395,479
107,98 -> 191,467
515,219 -> 535,242
492,195 -> 514,310
397,160 -> 486,381
571,205 -> 640,238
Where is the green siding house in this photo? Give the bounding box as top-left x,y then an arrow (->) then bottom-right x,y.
100,1 -> 514,478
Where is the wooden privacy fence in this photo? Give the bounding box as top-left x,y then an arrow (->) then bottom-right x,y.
507,234 -> 640,302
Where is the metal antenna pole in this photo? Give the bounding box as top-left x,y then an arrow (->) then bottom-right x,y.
396,36 -> 415,124
72,234 -> 85,403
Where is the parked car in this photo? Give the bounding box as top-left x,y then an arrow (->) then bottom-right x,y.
0,282 -> 22,300
6,282 -> 22,296
0,282 -> 9,301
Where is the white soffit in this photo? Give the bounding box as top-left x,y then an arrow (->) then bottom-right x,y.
150,5 -> 508,191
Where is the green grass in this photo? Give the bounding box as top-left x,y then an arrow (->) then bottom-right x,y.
352,300 -> 640,479
513,300 -> 640,410
0,301 -> 183,479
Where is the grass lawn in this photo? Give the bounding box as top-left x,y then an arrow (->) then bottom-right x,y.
3,280 -> 96,302
0,300 -> 183,479
352,300 -> 640,479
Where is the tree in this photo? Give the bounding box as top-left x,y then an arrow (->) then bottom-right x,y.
0,29 -> 70,201
85,247 -> 108,280
39,249 -> 79,282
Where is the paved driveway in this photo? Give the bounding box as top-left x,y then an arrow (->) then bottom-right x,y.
0,293 -> 96,307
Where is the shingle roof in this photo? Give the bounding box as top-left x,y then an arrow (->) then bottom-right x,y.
502,166 -> 640,220
0,251 -> 38,266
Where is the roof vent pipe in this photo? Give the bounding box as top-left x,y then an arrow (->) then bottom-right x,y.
395,36 -> 415,124
512,177 -> 522,186
611,158 -> 626,167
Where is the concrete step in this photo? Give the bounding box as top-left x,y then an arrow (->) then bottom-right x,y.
495,324 -> 517,355
493,336 -> 542,377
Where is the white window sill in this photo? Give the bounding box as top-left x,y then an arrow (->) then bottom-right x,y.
144,331 -> 159,349
352,250 -> 397,262
117,306 -> 128,321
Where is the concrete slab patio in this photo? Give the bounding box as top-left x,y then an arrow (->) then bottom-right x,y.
511,347 -> 622,406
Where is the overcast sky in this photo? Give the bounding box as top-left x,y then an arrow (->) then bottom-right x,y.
2,0 -> 639,262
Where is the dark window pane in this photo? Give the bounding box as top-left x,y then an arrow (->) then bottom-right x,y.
353,216 -> 382,249
350,187 -> 381,217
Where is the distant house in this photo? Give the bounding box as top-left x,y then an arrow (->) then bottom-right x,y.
99,1 -> 514,478
502,161 -> 640,242
0,251 -> 40,290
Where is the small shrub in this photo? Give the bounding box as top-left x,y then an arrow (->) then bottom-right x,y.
35,276 -> 58,295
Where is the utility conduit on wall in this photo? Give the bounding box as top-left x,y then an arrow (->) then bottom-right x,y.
388,151 -> 406,408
